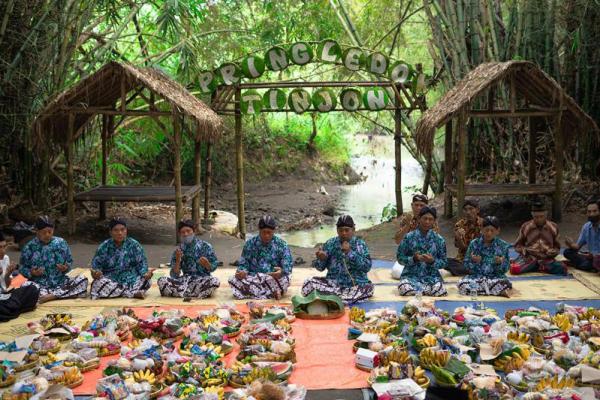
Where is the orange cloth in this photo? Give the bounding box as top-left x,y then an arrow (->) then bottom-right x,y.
73,306 -> 367,395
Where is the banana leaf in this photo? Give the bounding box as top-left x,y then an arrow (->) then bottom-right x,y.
291,291 -> 344,316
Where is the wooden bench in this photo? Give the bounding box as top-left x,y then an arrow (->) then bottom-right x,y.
445,183 -> 556,218
74,185 -> 202,203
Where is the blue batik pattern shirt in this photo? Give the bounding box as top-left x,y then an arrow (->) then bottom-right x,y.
312,236 -> 372,288
91,237 -> 148,287
237,235 -> 293,276
464,236 -> 510,278
170,237 -> 218,278
19,237 -> 73,287
577,222 -> 600,255
397,229 -> 447,285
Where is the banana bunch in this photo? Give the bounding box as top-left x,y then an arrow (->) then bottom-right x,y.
419,348 -> 450,369
417,334 -> 437,348
229,361 -> 246,374
552,314 -> 572,332
204,386 -> 224,400
44,352 -> 58,365
507,331 -> 530,344
535,376 -> 576,391
133,369 -> 156,385
202,314 -> 220,327
242,367 -> 277,384
53,367 -> 82,385
493,355 -> 525,373
584,352 -> 600,367
582,308 -> 600,321
412,366 -> 428,387
200,367 -> 228,387
383,349 -> 411,366
54,314 -> 73,325
350,307 -> 365,323
275,319 -> 292,331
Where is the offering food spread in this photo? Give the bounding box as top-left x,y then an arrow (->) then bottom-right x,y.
350,300 -> 600,399
0,303 -> 304,400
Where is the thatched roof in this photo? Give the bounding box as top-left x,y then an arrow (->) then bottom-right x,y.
415,61 -> 599,156
34,61 -> 223,145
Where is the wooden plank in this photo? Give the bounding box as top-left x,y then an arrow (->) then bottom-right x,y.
74,185 -> 202,202
528,117 -> 537,184
456,110 -> 467,215
204,143 -> 213,221
444,120 -> 453,218
235,88 -> 246,238
394,92 -> 403,216
445,183 -> 556,196
66,113 -> 75,234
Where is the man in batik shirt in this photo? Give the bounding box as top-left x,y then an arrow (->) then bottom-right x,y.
457,216 -> 512,297
302,215 -> 373,304
393,194 -> 439,244
228,215 -> 293,300
20,216 -> 88,303
447,199 -> 484,276
397,207 -> 448,297
90,217 -> 153,299
158,219 -> 220,299
511,201 -> 566,275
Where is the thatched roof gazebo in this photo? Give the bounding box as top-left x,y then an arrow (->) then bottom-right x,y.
34,61 -> 223,234
415,61 -> 599,221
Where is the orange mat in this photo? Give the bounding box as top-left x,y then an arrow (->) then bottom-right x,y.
72,305 -> 367,395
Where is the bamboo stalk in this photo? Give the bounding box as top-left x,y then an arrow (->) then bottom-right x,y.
234,88 -> 246,238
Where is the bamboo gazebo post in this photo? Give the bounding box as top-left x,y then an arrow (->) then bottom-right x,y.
203,143 -> 213,221
553,94 -> 564,221
234,87 -> 246,238
66,112 -> 76,235
443,120 -> 453,218
456,110 -> 467,214
173,111 -> 183,240
192,134 -> 202,225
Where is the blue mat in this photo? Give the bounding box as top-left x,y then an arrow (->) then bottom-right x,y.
361,299 -> 600,316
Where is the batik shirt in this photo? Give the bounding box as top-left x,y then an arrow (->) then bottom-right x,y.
394,213 -> 439,242
91,237 -> 148,287
464,236 -> 510,278
237,235 -> 293,276
397,229 -> 447,284
514,220 -> 560,259
170,237 -> 218,278
19,237 -> 73,287
312,236 -> 372,288
454,217 -> 484,262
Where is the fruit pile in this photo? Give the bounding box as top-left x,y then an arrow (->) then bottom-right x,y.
132,317 -> 183,341
351,299 -> 600,399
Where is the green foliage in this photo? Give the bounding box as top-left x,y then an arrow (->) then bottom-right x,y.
381,203 -> 398,222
